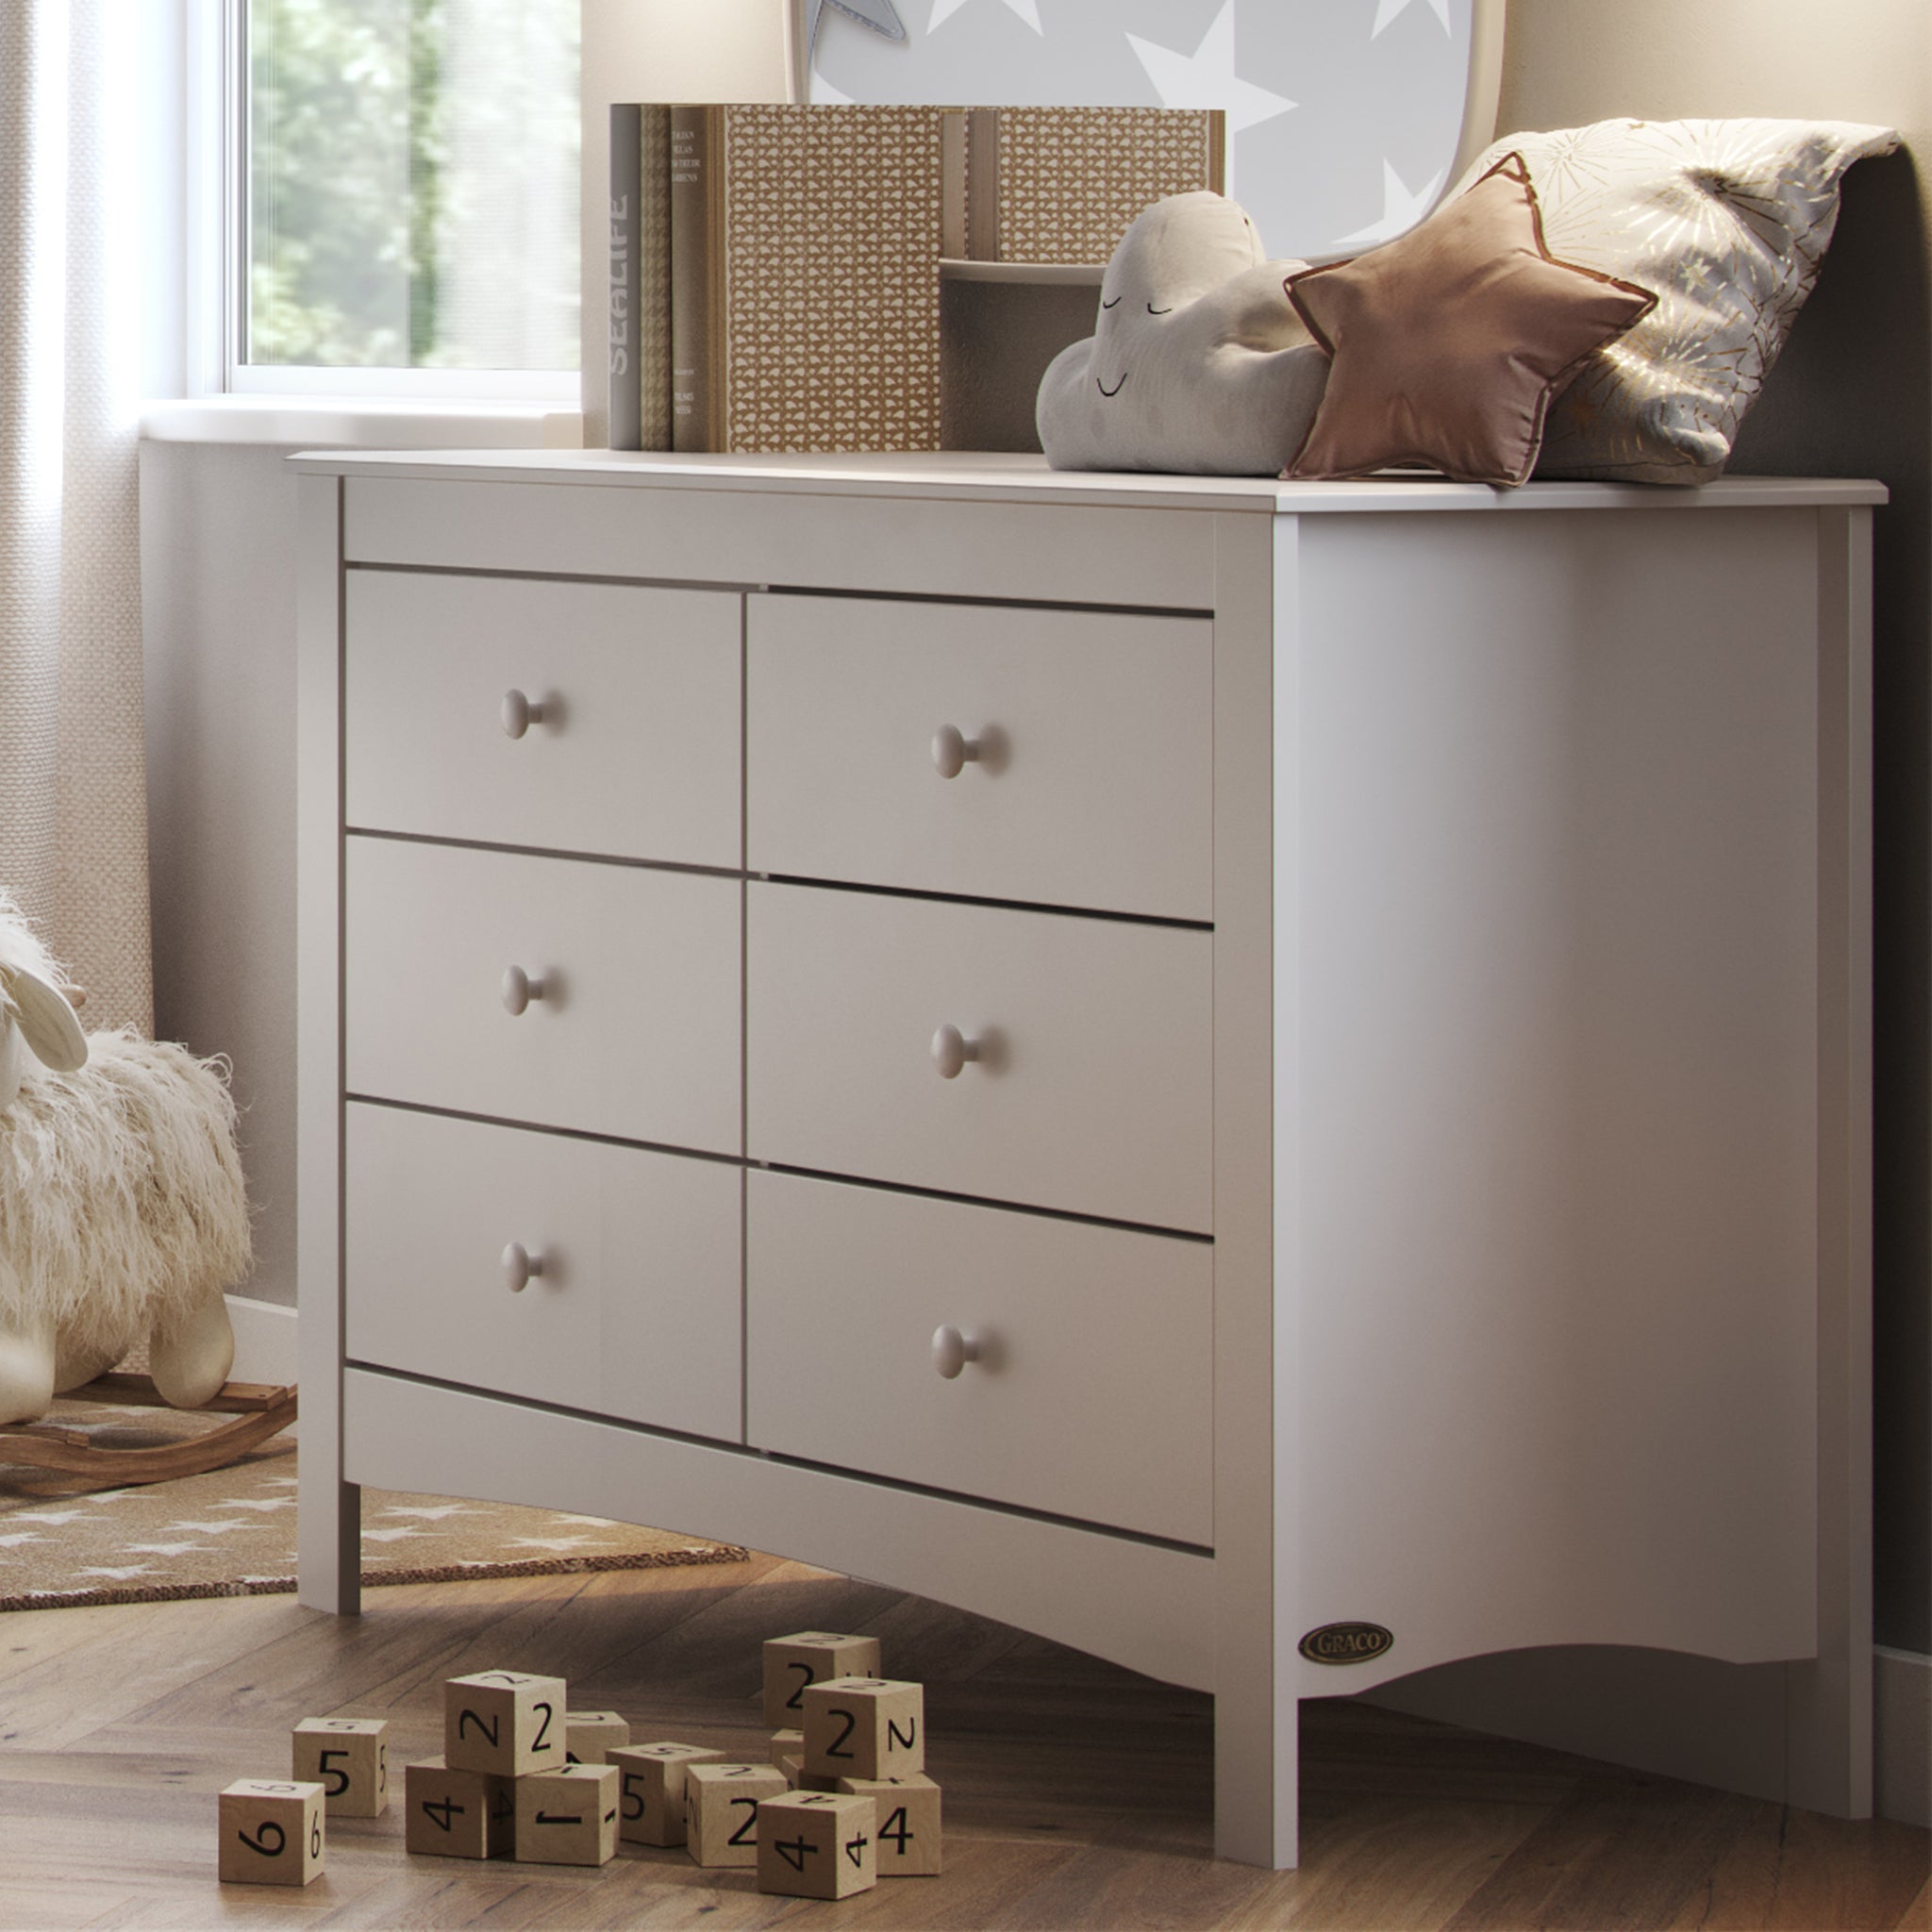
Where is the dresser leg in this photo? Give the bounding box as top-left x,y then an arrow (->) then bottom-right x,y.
1213,1684 -> 1299,1868
298,1475 -> 362,1616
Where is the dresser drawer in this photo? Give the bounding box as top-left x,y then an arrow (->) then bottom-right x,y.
346,838 -> 740,1154
347,1105 -> 741,1441
747,594 -> 1210,919
346,569 -> 741,867
747,883 -> 1211,1232
747,1171 -> 1210,1543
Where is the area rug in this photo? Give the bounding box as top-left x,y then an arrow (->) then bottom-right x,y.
0,1396 -> 747,1611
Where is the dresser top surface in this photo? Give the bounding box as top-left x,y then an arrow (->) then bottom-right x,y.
289,448 -> 1887,515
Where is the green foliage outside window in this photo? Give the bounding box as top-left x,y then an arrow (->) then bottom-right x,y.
248,0 -> 579,371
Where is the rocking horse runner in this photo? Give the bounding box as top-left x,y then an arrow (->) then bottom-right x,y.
0,894 -> 289,1481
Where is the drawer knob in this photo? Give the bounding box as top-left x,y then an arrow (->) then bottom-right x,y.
502,1242 -> 544,1292
931,1324 -> 982,1379
930,1024 -> 981,1079
501,689 -> 548,739
931,724 -> 983,780
501,965 -> 547,1016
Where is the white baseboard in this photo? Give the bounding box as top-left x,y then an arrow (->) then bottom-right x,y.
225,1293 -> 298,1387
1876,1644 -> 1931,1827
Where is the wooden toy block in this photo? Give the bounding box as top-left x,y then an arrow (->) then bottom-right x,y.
217,1779 -> 325,1888
608,1741 -> 724,1847
769,1727 -> 804,1764
838,1773 -> 942,1875
683,1761 -> 788,1868
757,1790 -> 878,1900
514,1763 -> 621,1867
801,1676 -> 925,1780
292,1716 -> 390,1818
777,1753 -> 838,1792
404,1755 -> 515,1860
442,1670 -> 567,1778
761,1630 -> 882,1729
563,1710 -> 630,1764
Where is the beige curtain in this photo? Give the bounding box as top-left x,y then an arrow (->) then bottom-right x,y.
0,0 -> 152,1035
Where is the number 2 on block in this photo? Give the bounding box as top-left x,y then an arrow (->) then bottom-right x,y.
457,1709 -> 498,1747
727,1799 -> 759,1847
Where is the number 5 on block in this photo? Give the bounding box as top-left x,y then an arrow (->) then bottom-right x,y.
292,1716 -> 390,1816
218,1780 -> 325,1887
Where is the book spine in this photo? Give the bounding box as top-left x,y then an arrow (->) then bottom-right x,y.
670,105 -> 722,454
637,106 -> 674,449
607,105 -> 641,450
965,108 -> 1001,262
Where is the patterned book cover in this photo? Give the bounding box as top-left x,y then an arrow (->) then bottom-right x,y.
643,103 -> 1224,454
680,105 -> 952,455
988,108 -> 1224,265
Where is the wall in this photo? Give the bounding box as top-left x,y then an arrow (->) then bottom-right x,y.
1496,0 -> 1932,1674
142,441 -> 305,1311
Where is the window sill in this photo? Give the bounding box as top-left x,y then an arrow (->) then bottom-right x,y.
140,396 -> 586,450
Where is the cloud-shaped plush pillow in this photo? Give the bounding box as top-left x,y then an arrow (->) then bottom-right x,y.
1037,192 -> 1330,476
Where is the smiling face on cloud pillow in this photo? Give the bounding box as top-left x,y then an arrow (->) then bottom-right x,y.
1037,192 -> 1330,476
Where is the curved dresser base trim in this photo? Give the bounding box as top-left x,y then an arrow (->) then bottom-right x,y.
341,1368 -> 1217,1692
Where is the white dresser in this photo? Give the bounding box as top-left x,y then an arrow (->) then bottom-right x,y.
294,450 -> 1880,1866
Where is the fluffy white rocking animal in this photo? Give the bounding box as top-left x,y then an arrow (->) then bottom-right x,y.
0,897 -> 251,1427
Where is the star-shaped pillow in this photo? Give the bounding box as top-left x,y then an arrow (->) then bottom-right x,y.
1283,154 -> 1657,488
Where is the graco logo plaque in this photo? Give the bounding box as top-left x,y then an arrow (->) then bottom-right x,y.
1298,1622 -> 1393,1666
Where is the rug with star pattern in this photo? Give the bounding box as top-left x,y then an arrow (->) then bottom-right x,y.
0,1397 -> 747,1610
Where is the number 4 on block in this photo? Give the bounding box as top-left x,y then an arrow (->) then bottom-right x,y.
757,1790 -> 878,1900
404,1756 -> 515,1860
218,1780 -> 325,1887
838,1773 -> 942,1875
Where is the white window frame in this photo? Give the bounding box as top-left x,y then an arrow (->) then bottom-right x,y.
192,0 -> 575,403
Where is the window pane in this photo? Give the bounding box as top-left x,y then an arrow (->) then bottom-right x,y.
248,0 -> 579,371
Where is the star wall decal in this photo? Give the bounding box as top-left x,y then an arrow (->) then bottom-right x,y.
929,0 -> 1043,32
1372,0 -> 1453,36
1332,158 -> 1446,246
1126,0 -> 1296,136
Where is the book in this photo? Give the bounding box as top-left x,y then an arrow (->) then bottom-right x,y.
976,108 -> 1226,266
608,104 -> 673,451
609,104 -> 1224,455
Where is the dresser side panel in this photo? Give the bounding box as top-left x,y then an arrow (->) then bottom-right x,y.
1288,507 -> 1823,1683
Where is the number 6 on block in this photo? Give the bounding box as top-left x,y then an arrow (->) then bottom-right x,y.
218,1780 -> 325,1887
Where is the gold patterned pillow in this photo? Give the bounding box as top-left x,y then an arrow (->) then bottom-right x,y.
1452,119 -> 1898,484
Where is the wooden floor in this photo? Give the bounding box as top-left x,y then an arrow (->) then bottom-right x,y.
0,1550 -> 1924,1930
